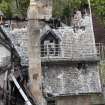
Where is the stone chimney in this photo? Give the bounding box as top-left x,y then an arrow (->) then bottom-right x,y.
27,0 -> 52,105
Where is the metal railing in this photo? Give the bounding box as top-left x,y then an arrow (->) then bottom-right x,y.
40,43 -> 105,61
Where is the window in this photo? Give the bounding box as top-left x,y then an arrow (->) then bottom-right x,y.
47,100 -> 56,105
41,31 -> 60,57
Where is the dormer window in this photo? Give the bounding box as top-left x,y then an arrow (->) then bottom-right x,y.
41,30 -> 61,57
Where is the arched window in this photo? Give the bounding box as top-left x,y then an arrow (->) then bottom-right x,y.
41,30 -> 61,57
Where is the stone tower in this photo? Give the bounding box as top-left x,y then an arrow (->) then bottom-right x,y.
27,0 -> 52,105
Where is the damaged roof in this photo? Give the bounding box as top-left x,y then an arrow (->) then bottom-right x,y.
0,26 -> 20,71
2,26 -> 28,66
2,25 -> 63,66
1,15 -> 98,66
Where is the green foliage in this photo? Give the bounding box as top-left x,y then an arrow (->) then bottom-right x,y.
17,0 -> 30,17
62,6 -> 71,17
53,0 -> 88,25
0,0 -> 29,18
53,0 -> 64,17
91,0 -> 105,24
0,0 -> 12,17
53,0 -> 88,17
0,0 -> 105,24
52,0 -> 105,25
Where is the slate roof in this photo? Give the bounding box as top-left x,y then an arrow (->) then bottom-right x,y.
1,24 -> 64,66
2,25 -> 63,66
0,26 -> 20,69
2,27 -> 28,66
1,15 -> 98,66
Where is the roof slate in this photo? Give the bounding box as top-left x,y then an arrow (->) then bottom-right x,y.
1,15 -> 98,65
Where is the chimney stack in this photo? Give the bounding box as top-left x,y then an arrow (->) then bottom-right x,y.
27,0 -> 52,105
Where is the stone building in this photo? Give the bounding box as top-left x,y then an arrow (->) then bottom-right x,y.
27,0 -> 102,105
0,26 -> 21,105
0,0 -> 105,105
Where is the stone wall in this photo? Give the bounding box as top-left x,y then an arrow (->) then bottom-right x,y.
61,15 -> 97,61
4,28 -> 29,66
42,62 -> 101,96
0,45 -> 11,67
56,96 -> 91,105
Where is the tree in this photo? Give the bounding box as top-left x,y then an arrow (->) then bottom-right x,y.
16,0 -> 30,17
53,0 -> 88,25
0,0 -> 12,17
0,0 -> 105,23
91,0 -> 105,24
52,0 -> 105,25
0,0 -> 30,18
